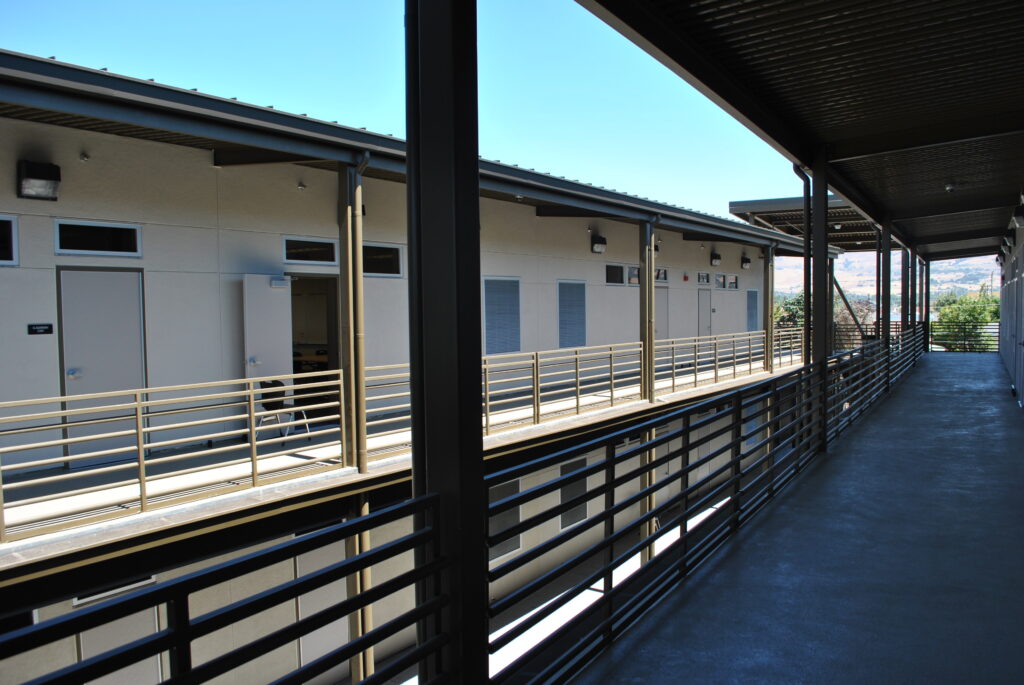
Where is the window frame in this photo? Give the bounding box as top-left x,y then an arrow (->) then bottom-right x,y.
605,263 -> 626,285
283,235 -> 339,266
0,215 -> 17,266
483,276 -> 521,355
363,241 -> 405,278
727,274 -> 739,290
54,219 -> 142,258
557,279 -> 587,349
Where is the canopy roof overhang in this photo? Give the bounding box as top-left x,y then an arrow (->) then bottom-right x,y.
0,49 -> 827,257
582,0 -> 1024,262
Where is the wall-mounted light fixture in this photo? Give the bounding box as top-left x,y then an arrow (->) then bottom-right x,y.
297,181 -> 307,191
710,250 -> 722,267
741,255 -> 752,269
590,232 -> 607,254
17,160 -> 61,201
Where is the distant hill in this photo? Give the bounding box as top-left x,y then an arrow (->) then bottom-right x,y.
774,254 -> 1000,298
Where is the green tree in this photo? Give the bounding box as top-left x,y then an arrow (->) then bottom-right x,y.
773,291 -> 804,327
933,285 -> 999,351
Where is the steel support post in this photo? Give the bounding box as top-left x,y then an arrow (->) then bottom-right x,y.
828,257 -> 836,350
345,494 -> 374,679
639,220 -> 656,400
793,165 -> 812,363
909,247 -> 918,327
874,228 -> 881,336
811,152 -> 830,451
881,224 -> 893,389
924,261 -> 931,351
901,247 -> 910,330
405,1 -> 487,682
763,245 -> 775,371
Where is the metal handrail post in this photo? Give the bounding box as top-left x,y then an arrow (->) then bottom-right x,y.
532,352 -> 541,424
714,339 -> 720,383
247,380 -> 259,487
609,347 -> 616,406
483,361 -> 491,435
574,350 -> 581,414
134,391 -> 148,511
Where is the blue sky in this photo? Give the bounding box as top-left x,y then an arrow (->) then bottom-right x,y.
5,0 -> 803,220
5,1 -> 993,295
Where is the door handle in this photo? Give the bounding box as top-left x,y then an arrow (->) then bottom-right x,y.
66,368 -> 83,380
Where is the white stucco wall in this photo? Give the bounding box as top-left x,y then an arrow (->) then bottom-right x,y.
0,116 -> 765,408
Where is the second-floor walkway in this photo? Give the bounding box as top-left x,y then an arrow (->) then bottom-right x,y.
575,352 -> 1024,683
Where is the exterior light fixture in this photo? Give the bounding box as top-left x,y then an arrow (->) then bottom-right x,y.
710,251 -> 722,267
590,233 -> 607,254
297,181 -> 307,191
741,255 -> 751,269
17,160 -> 61,200
79,152 -> 90,162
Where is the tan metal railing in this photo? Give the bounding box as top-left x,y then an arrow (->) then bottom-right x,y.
0,369 -> 345,541
0,329 -> 804,541
652,330 -> 766,393
772,327 -> 805,367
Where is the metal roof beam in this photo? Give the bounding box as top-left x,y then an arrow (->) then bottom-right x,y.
913,227 -> 1008,246
891,194 -> 1015,221
213,149 -> 327,166
534,205 -> 618,218
923,245 -> 1000,261
828,112 -> 1024,163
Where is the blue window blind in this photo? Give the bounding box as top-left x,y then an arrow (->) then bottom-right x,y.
558,281 -> 586,348
747,290 -> 759,331
485,279 -> 520,354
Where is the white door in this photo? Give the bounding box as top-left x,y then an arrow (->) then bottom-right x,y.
655,288 -> 669,340
59,269 -> 145,466
698,289 -> 712,337
243,274 -> 293,378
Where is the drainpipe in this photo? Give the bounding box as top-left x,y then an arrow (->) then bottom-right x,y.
353,151 -> 370,475
793,164 -> 811,363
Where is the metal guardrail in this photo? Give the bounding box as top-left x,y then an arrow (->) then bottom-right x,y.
483,326 -> 924,683
0,494 -> 446,685
0,370 -> 346,541
0,328 -> 922,683
929,321 -> 999,352
0,330 -> 801,542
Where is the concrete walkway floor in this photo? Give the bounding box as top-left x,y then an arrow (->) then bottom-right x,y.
574,353 -> 1024,684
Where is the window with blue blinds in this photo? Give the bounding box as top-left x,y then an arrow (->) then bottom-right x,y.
485,278 -> 520,354
747,290 -> 759,331
558,281 -> 586,348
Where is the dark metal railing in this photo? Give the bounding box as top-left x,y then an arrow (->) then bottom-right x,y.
929,321 -> 999,352
0,495 -> 445,685
484,326 -> 925,683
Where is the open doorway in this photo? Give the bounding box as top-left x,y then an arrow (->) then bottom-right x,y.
289,275 -> 339,416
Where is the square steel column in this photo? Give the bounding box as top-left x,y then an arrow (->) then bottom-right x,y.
763,245 -> 775,371
811,152 -> 830,450
924,260 -> 931,351
405,1 -> 487,681
639,220 -> 655,400
881,224 -> 892,389
901,247 -> 910,330
811,154 -> 830,363
909,247 -> 918,326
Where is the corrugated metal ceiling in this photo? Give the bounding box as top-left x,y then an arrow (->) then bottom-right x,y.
587,0 -> 1024,260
